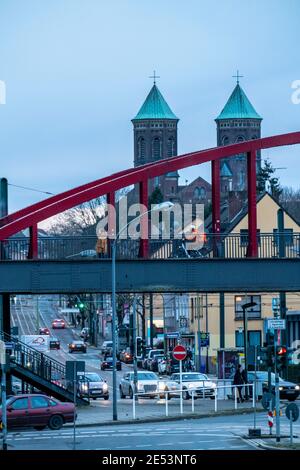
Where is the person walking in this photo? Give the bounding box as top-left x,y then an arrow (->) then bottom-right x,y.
95,230 -> 108,258
233,364 -> 244,403
241,367 -> 249,400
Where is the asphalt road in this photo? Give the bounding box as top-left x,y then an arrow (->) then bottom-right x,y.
7,414 -> 265,450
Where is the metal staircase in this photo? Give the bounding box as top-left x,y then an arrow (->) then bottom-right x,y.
1,332 -> 89,405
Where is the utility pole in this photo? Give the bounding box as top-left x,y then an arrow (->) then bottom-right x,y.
36,296 -> 40,334
132,297 -> 138,400
149,293 -> 153,348
0,340 -> 7,451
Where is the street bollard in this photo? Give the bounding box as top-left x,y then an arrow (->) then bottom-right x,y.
165,391 -> 169,417
202,381 -> 205,399
192,390 -> 195,413
234,386 -> 237,410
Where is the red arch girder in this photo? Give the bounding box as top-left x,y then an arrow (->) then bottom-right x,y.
0,131 -> 300,241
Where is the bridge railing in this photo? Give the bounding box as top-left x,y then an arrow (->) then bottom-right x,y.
1,232 -> 300,260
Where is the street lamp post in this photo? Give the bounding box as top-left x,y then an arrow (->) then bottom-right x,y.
111,201 -> 174,421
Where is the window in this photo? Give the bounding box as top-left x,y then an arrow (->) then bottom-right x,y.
167,137 -> 175,157
235,295 -> 261,319
236,136 -> 245,143
11,398 -> 28,410
200,187 -> 206,199
152,137 -> 161,159
137,137 -> 145,160
235,330 -> 261,347
273,228 -> 293,247
31,396 -> 49,409
222,136 -> 229,146
194,187 -> 200,199
240,229 -> 261,246
49,399 -> 58,407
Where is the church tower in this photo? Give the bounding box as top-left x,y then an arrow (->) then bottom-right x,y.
132,76 -> 179,198
215,74 -> 262,195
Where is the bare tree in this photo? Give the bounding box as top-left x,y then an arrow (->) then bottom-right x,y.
280,187 -> 300,223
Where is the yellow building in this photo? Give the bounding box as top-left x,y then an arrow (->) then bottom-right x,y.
189,192 -> 300,372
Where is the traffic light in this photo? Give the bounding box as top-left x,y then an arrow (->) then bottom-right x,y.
276,345 -> 287,372
258,345 -> 274,368
136,337 -> 143,357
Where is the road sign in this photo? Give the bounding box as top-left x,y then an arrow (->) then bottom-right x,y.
286,403 -> 299,422
172,344 -> 187,361
267,319 -> 286,330
261,392 -> 275,410
66,361 -> 85,382
200,332 -> 210,347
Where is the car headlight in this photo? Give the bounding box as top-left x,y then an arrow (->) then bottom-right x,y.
81,384 -> 88,392
295,385 -> 299,390
137,384 -> 144,391
102,383 -> 108,392
158,382 -> 166,391
279,386 -> 283,391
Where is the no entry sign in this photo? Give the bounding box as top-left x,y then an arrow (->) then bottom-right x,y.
172,344 -> 187,361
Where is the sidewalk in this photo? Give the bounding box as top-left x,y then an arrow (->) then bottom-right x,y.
67,398 -> 264,428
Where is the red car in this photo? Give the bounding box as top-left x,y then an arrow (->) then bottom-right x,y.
52,319 -> 66,329
39,327 -> 50,335
0,394 -> 75,431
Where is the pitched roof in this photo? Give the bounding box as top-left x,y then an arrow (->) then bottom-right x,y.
133,84 -> 178,121
216,84 -> 262,121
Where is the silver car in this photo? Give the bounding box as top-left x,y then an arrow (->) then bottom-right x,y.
170,372 -> 216,399
119,371 -> 180,399
77,372 -> 109,400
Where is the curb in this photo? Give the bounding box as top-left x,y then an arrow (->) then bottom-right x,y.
66,407 -> 265,428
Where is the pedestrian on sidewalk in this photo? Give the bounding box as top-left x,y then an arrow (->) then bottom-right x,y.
95,230 -> 108,258
233,364 -> 244,403
241,367 -> 249,401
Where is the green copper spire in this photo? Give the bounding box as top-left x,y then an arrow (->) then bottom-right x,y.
216,83 -> 262,121
133,84 -> 178,120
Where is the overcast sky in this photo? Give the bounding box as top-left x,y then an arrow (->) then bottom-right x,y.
0,0 -> 300,214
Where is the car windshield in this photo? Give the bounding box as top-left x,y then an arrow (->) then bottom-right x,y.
134,372 -> 158,380
251,372 -> 284,383
105,357 -> 113,361
173,373 -> 208,381
84,373 -> 102,382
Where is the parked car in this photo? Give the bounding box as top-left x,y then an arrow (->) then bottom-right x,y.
247,371 -> 300,401
52,319 -> 66,329
158,358 -> 167,375
149,354 -> 165,372
101,340 -> 113,355
49,337 -> 61,350
119,348 -> 133,364
68,340 -> 87,353
119,371 -> 180,399
0,394 -> 75,430
101,356 -> 122,371
76,372 -> 109,400
12,379 -> 22,395
170,372 -> 216,400
143,349 -> 164,370
39,327 -> 50,335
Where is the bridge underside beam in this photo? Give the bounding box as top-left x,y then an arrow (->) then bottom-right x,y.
0,259 -> 299,293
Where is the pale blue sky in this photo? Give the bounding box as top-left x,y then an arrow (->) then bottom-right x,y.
0,0 -> 300,213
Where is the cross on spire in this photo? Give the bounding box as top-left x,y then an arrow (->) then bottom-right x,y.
149,70 -> 160,85
232,70 -> 244,84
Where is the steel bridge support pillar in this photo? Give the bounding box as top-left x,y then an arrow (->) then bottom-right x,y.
139,180 -> 149,258
107,191 -> 116,256
247,150 -> 258,257
212,159 -> 221,256
28,224 -> 38,259
0,294 -> 11,337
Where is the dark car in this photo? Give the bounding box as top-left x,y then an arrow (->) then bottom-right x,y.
165,353 -> 180,375
49,338 -> 61,350
39,327 -> 50,335
0,394 -> 75,431
101,356 -> 122,371
68,340 -> 87,353
149,354 -> 165,372
247,371 -> 300,401
119,348 -> 133,364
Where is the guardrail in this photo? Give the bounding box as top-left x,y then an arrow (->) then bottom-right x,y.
131,382 -> 256,420
1,232 -> 300,260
